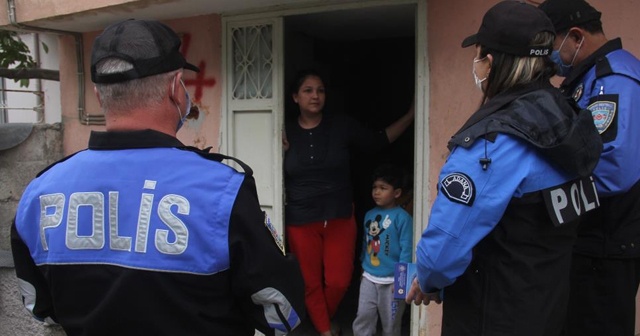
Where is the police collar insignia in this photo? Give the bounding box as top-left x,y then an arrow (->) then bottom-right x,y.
588,99 -> 617,134
440,172 -> 475,206
572,83 -> 584,102
264,212 -> 286,255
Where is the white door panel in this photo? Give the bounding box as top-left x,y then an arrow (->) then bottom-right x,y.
232,110 -> 275,205
222,18 -> 285,235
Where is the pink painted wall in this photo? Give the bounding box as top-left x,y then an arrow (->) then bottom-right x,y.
60,14 -> 222,155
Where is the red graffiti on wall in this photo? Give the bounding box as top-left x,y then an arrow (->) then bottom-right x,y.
180,33 -> 216,102
184,61 -> 216,102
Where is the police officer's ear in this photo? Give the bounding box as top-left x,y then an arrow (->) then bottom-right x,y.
566,27 -> 585,45
486,53 -> 494,73
168,72 -> 184,105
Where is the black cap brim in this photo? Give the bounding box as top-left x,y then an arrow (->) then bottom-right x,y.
184,62 -> 200,73
461,34 -> 478,48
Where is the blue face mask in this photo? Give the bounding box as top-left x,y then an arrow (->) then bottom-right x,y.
174,79 -> 191,131
551,50 -> 573,77
550,34 -> 584,78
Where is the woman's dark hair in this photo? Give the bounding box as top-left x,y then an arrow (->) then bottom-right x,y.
289,69 -> 325,95
479,31 -> 556,103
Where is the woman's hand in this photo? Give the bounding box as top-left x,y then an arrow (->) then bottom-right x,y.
405,277 -> 442,305
385,100 -> 416,143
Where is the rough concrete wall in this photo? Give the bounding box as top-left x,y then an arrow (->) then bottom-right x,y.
0,269 -> 67,336
0,123 -> 67,336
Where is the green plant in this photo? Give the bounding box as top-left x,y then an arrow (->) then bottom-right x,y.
0,29 -> 45,87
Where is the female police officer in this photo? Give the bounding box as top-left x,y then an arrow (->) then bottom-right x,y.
406,2 -> 602,335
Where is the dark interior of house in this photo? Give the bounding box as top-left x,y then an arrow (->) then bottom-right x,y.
284,4 -> 416,335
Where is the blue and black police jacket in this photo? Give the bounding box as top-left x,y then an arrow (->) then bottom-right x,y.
11,129 -> 305,336
416,82 -> 602,335
559,38 -> 640,258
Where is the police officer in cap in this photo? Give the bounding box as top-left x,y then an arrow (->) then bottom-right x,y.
405,2 -> 602,335
538,0 -> 640,335
11,19 -> 305,336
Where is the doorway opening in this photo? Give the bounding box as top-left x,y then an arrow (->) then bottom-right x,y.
284,4 -> 416,335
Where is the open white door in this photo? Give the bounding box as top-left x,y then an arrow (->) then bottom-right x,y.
221,18 -> 285,237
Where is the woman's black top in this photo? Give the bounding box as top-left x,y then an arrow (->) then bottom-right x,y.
284,113 -> 389,225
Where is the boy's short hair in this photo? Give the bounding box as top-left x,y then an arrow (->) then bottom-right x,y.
372,164 -> 408,191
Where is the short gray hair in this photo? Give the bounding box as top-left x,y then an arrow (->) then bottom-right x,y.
94,58 -> 178,112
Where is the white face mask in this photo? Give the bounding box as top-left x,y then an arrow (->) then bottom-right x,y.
472,57 -> 488,90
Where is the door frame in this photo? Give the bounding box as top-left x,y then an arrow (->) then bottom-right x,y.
221,1 -> 431,335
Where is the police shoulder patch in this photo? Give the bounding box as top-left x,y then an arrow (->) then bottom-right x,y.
264,212 -> 286,255
588,99 -> 617,134
440,172 -> 475,206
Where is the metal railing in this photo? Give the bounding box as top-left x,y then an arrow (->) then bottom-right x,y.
0,88 -> 45,123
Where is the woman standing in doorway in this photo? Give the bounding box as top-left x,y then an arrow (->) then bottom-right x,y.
284,70 -> 414,336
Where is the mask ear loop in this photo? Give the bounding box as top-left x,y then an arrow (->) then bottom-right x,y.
179,79 -> 188,93
570,36 -> 585,66
473,57 -> 489,88
179,79 -> 193,118
170,75 -> 184,120
557,33 -> 570,54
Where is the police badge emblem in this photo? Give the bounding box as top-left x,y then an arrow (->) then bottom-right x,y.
264,212 -> 286,255
572,83 -> 584,102
588,100 -> 617,134
440,172 -> 475,206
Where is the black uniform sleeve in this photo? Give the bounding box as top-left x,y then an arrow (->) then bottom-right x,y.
10,219 -> 58,323
228,175 -> 306,336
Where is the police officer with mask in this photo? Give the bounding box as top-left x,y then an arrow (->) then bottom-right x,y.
405,2 -> 602,335
538,1 -> 640,335
11,19 -> 305,336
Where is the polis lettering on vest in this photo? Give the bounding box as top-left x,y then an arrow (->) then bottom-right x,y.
544,176 -> 600,226
38,180 -> 190,255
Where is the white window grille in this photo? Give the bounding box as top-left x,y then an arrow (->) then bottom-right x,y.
231,24 -> 273,100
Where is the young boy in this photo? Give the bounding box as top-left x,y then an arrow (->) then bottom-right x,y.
352,164 -> 413,336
